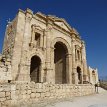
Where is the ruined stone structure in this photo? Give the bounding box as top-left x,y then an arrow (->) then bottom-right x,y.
88,66 -> 99,84
0,8 -> 98,107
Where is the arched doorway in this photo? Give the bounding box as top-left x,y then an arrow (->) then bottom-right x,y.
54,42 -> 68,84
30,55 -> 41,83
77,67 -> 82,84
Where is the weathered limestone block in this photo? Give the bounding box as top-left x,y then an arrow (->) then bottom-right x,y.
16,85 -> 21,90
18,94 -> 23,100
22,90 -> 27,95
36,88 -> 43,93
31,93 -> 36,98
45,87 -> 50,92
23,94 -> 27,99
27,90 -> 31,94
37,83 -> 43,89
4,100 -> 11,106
26,94 -> 30,99
0,97 -> 6,102
40,93 -> 45,98
35,93 -> 40,98
21,85 -> 28,90
31,88 -> 36,93
0,87 -> 4,92
27,85 -> 31,90
0,92 -> 5,98
5,87 -> 11,92
5,92 -> 11,97
11,85 -> 16,91
6,96 -> 11,100
32,99 -> 39,104
45,92 -> 50,97
16,90 -> 20,95
30,82 -> 35,88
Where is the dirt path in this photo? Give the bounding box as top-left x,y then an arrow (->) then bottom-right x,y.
46,88 -> 107,107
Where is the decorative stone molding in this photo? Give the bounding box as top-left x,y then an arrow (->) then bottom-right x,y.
25,8 -> 33,22
51,37 -> 72,54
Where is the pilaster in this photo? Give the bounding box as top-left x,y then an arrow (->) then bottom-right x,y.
81,41 -> 88,82
18,9 -> 33,81
45,23 -> 54,83
66,53 -> 72,84
72,68 -> 78,84
71,35 -> 77,84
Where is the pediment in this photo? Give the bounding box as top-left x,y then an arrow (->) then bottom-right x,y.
54,19 -> 72,32
32,24 -> 43,31
35,12 -> 72,32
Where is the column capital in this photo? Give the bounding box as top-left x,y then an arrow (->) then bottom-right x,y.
66,53 -> 72,58
25,9 -> 33,22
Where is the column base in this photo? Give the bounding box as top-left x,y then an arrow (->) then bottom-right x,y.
83,75 -> 89,84
15,73 -> 30,82
72,72 -> 78,84
46,68 -> 55,84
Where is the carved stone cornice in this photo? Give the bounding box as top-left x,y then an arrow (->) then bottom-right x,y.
31,24 -> 44,32
26,8 -> 33,15
25,15 -> 32,23
25,8 -> 33,23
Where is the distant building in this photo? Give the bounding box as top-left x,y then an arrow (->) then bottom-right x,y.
88,66 -> 99,84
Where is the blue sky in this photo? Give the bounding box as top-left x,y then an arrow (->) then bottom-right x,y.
0,0 -> 107,78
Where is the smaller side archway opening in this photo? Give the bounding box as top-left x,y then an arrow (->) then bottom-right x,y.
77,67 -> 82,84
30,55 -> 41,83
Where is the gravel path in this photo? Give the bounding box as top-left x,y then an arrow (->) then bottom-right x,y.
46,88 -> 107,107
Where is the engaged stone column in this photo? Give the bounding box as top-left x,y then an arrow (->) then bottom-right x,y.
66,54 -> 72,84
18,9 -> 33,82
45,25 -> 53,83
29,25 -> 35,48
50,47 -> 55,83
71,37 -> 77,84
23,9 -> 33,51
39,62 -> 43,83
82,41 -> 88,82
40,34 -> 44,48
72,68 -> 78,84
80,71 -> 83,84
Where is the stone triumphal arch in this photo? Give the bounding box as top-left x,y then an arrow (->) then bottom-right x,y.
0,8 -> 99,106
0,8 -> 98,85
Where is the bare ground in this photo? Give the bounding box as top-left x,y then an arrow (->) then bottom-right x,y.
22,87 -> 107,107
45,87 -> 107,107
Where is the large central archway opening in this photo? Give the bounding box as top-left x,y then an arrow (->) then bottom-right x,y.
30,55 -> 41,83
54,42 -> 68,84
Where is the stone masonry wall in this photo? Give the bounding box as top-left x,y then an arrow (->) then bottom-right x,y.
0,83 -> 95,107
0,55 -> 12,83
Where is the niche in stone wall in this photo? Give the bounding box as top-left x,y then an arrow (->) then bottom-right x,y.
30,24 -> 44,48
34,32 -> 40,47
75,45 -> 81,61
77,66 -> 82,84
